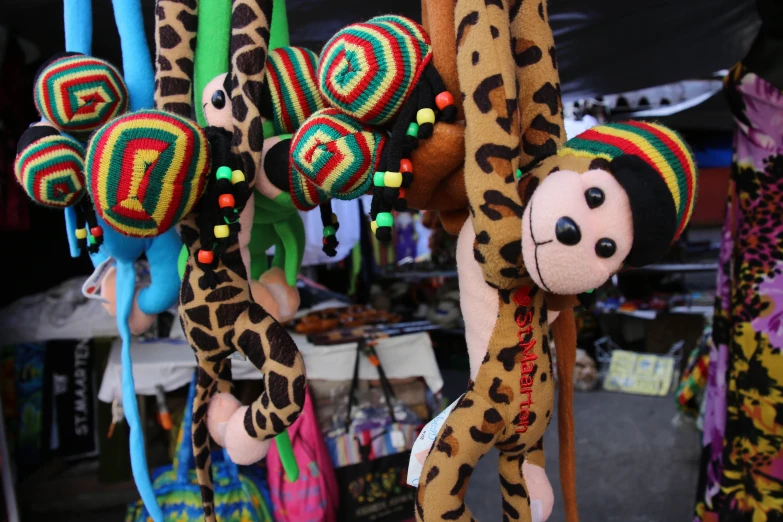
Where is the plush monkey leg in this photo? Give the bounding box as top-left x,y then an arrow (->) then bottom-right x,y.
222,305 -> 306,465
192,358 -> 234,522
415,392 -> 504,521
498,453 -> 533,522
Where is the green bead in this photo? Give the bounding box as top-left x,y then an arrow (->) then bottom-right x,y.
376,212 -> 394,228
216,166 -> 232,181
88,235 -> 97,245
223,208 -> 239,225
406,122 -> 419,138
323,225 -> 336,237
373,171 -> 386,187
514,168 -> 523,180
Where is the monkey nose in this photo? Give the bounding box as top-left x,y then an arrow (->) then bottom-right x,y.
555,216 -> 581,246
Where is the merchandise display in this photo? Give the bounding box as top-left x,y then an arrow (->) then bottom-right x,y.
2,0 -> 776,521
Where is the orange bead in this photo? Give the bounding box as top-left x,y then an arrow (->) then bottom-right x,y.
435,91 -> 455,110
197,249 -> 214,264
218,194 -> 235,208
400,159 -> 413,173
398,188 -> 406,199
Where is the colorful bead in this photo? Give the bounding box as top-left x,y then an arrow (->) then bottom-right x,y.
323,225 -> 336,237
214,224 -> 230,239
231,170 -> 245,184
88,235 -> 97,245
514,168 -> 523,180
370,221 -> 378,234
400,159 -> 413,173
219,194 -> 235,208
223,210 -> 239,225
435,91 -> 455,111
399,188 -> 406,199
373,171 -> 386,187
376,212 -> 394,228
406,122 -> 419,137
416,108 -> 436,126
90,226 -> 103,237
75,228 -> 88,239
197,249 -> 214,264
384,172 -> 403,188
216,166 -> 232,181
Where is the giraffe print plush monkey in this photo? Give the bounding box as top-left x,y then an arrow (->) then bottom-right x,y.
412,1 -> 699,522
157,0 -> 307,520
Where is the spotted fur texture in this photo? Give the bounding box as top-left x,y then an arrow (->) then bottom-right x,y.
154,0 -> 198,117
175,2 -> 306,521
416,285 -> 557,522
414,1 -> 578,521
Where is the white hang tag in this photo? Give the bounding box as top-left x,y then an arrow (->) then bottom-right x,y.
407,394 -> 463,487
531,499 -> 543,522
390,426 -> 406,450
81,257 -> 115,303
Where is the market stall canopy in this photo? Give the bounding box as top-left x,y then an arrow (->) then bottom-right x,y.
1,0 -> 760,99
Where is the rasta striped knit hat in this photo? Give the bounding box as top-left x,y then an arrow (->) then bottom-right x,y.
85,110 -> 210,237
34,53 -> 128,138
318,15 -> 432,126
289,107 -> 387,210
558,121 -> 698,267
14,131 -> 86,208
262,47 -> 326,136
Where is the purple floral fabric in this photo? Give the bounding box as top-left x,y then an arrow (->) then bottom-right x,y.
695,64 -> 783,522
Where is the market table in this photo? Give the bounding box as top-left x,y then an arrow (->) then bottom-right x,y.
98,329 -> 443,403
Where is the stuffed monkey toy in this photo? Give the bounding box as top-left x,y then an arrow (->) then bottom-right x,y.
166,1 -> 307,520
413,2 -> 699,522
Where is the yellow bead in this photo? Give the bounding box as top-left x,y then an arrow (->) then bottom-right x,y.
416,108 -> 436,125
370,221 -> 378,234
75,228 -> 87,239
384,171 -> 403,188
214,224 -> 230,238
231,170 -> 245,184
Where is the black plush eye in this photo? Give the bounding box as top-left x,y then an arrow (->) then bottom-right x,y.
211,90 -> 226,109
585,187 -> 605,209
595,238 -> 616,258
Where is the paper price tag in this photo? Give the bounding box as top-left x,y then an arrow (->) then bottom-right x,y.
81,257 -> 115,303
390,427 -> 406,450
407,394 -> 464,487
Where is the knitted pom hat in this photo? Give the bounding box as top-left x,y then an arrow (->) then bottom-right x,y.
262,47 -> 325,136
559,121 -> 698,267
85,110 -> 210,237
34,54 -> 129,138
289,107 -> 387,210
318,15 -> 432,125
14,132 -> 86,208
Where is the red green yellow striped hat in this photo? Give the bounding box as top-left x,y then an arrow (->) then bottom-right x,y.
84,110 -> 210,237
289,107 -> 387,210
14,133 -> 86,208
318,15 -> 432,126
559,121 -> 698,266
263,47 -> 326,136
34,54 -> 128,138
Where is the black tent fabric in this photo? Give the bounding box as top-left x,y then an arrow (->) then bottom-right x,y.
1,0 -> 761,101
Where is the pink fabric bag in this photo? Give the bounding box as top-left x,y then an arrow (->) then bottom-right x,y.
267,385 -> 339,522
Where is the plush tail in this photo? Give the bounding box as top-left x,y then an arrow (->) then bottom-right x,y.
553,308 -> 579,522
116,261 -> 163,522
192,365 -> 217,522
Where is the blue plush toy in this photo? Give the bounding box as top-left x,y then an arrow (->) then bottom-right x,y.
63,1 -> 178,520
